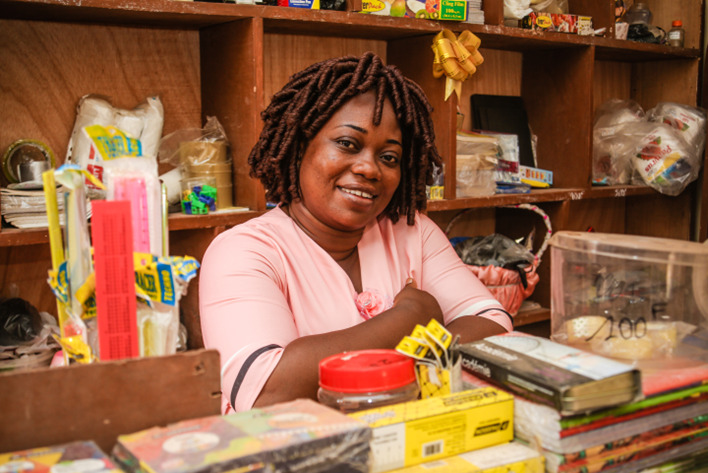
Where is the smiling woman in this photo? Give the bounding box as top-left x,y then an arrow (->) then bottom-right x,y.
198,52 -> 512,413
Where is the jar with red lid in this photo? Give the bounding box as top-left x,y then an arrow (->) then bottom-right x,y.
318,349 -> 420,413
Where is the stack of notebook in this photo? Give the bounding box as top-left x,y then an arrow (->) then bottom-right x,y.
459,333 -> 708,473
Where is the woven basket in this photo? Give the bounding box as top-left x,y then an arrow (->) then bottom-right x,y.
446,203 -> 552,316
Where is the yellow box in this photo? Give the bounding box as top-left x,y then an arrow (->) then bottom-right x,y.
348,387 -> 514,473
384,441 -> 544,473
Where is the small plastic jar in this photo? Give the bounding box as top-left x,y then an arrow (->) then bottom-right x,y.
318,349 -> 420,413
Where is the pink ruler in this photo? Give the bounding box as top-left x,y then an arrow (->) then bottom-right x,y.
112,176 -> 151,253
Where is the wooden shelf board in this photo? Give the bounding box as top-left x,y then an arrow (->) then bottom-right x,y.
167,209 -> 265,231
426,188 -> 585,211
585,185 -> 657,199
0,184 -> 666,246
513,306 -> 550,327
0,210 -> 266,247
0,227 -> 50,247
0,1 -> 700,61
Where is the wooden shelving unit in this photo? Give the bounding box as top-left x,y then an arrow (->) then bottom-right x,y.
0,0 -> 704,345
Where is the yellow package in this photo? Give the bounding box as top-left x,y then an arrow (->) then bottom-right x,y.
349,387 -> 514,473
385,441 -> 544,473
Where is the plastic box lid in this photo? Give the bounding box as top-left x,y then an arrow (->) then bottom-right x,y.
549,231 -> 708,266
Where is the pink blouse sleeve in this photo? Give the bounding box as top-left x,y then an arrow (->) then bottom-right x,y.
418,214 -> 514,332
198,228 -> 298,413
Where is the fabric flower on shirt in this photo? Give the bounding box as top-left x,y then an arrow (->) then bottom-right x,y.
355,289 -> 393,320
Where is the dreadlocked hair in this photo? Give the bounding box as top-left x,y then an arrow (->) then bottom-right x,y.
248,51 -> 442,225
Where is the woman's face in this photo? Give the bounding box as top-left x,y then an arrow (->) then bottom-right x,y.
297,91 -> 403,232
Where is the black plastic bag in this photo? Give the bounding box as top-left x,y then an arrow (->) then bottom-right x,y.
0,297 -> 42,345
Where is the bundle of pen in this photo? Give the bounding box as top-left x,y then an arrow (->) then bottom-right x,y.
396,319 -> 462,398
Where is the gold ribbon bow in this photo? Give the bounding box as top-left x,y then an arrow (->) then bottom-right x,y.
431,29 -> 484,101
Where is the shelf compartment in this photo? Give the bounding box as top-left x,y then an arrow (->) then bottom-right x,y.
426,188 -> 587,211
1,1 -> 701,60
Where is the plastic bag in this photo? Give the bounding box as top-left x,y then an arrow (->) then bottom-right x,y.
0,297 -> 42,345
455,234 -> 536,288
158,117 -> 233,210
629,122 -> 701,196
593,100 -> 706,195
504,0 -> 532,21
592,99 -> 645,185
66,95 -> 164,191
530,0 -> 568,14
447,204 -> 552,316
158,116 -> 230,168
455,133 -> 499,198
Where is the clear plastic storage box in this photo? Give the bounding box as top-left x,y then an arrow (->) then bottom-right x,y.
549,231 -> 708,364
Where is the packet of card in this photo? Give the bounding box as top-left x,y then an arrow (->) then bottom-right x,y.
0,440 -> 121,473
112,398 -> 371,473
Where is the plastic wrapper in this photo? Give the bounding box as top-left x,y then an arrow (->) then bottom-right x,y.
158,116 -> 234,210
647,102 -> 706,156
66,95 -> 164,194
592,99 -> 645,185
592,100 -> 706,195
0,308 -> 60,371
0,441 -> 122,473
137,303 -> 180,357
0,297 -> 42,345
158,116 -> 230,168
629,122 -> 700,195
103,157 -> 163,257
504,0 -> 532,21
455,135 -> 498,197
113,399 -> 372,473
529,0 -> 568,14
454,234 -> 540,315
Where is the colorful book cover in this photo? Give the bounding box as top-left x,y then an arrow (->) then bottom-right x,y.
457,332 -> 641,415
548,426 -> 708,473
550,415 -> 708,472
113,399 -> 371,473
0,441 -> 121,473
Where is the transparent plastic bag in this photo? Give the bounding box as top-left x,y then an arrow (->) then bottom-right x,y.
629,122 -> 701,196
530,0 -> 568,14
647,102 -> 706,156
158,116 -> 230,168
592,99 -> 645,185
158,116 -> 233,210
593,100 -> 706,195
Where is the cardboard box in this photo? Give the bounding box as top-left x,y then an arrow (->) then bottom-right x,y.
384,441 -> 544,472
518,165 -> 553,186
113,399 -> 371,473
278,0 -> 319,9
348,387 -> 514,473
520,12 -> 593,36
0,441 -> 122,473
351,0 -> 468,21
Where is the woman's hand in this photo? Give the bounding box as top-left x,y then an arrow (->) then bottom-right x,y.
392,277 -> 444,326
254,277 -> 442,407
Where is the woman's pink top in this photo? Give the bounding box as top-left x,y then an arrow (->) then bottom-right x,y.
199,207 -> 512,413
